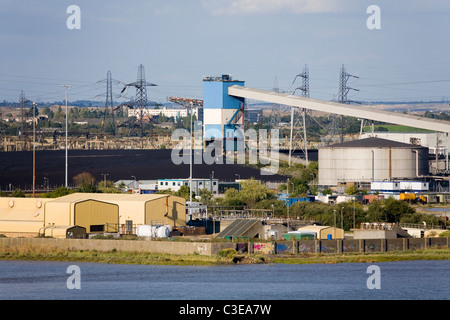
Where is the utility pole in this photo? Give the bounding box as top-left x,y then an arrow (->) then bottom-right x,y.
61,85 -> 71,187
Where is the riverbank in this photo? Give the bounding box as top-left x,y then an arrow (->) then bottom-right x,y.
0,246 -> 448,266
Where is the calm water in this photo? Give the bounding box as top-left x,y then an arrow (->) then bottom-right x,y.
0,260 -> 448,300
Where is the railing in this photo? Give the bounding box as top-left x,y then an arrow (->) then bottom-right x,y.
400,223 -> 445,230
104,223 -> 138,235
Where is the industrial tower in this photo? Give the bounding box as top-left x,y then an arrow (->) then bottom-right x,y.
203,75 -> 245,155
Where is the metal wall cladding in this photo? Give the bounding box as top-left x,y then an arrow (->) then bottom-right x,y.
318,147 -> 428,186
203,80 -> 245,109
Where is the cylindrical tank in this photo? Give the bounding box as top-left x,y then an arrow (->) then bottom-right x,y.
136,225 -> 155,237
156,226 -> 170,238
318,137 -> 429,186
400,193 -> 416,201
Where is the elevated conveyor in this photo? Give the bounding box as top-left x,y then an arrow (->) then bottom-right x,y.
228,86 -> 450,134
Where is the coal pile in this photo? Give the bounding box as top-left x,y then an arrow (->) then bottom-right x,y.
0,149 -> 288,190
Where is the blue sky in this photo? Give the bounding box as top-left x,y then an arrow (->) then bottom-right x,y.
1,0 -> 450,104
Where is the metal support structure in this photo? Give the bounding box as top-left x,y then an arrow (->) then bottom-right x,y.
338,64 -> 359,143
228,86 -> 450,134
121,64 -> 157,137
289,65 -> 310,166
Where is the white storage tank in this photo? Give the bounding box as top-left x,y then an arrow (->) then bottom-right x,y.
319,137 -> 429,187
136,225 -> 154,237
156,225 -> 170,238
137,225 -> 171,238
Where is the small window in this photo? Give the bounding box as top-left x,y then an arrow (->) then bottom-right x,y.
172,182 -> 176,186
213,182 -> 217,185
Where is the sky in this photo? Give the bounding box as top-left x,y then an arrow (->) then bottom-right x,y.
0,0 -> 450,105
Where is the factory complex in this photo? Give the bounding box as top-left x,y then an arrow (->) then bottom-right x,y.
1,73 -> 450,244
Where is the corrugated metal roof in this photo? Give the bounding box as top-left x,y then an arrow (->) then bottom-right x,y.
46,193 -> 170,204
217,219 -> 261,238
321,137 -> 428,149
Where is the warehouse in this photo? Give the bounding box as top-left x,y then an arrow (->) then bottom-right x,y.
44,193 -> 186,234
318,137 -> 429,187
0,197 -> 51,237
0,193 -> 186,238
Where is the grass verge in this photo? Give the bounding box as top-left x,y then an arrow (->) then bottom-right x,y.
0,245 -> 448,266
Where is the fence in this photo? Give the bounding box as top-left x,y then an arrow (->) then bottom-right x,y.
239,237 -> 449,255
0,237 -> 448,257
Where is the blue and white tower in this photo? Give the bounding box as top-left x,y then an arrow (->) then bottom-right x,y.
202,75 -> 245,153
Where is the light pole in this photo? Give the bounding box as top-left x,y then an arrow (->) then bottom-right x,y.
235,174 -> 240,191
32,102 -> 37,198
61,85 -> 71,187
333,209 -> 337,239
189,102 -> 193,221
102,173 -> 109,188
131,175 -> 137,190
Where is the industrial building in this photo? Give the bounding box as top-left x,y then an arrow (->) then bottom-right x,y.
203,75 -> 245,153
296,225 -> 345,240
318,137 -> 429,187
157,178 -> 219,194
0,193 -> 186,238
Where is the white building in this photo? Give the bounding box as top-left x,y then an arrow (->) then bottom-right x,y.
128,107 -> 200,120
158,178 -> 219,194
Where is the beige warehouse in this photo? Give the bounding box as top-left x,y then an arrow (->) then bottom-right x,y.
297,225 -> 344,240
44,193 -> 186,234
0,193 -> 186,237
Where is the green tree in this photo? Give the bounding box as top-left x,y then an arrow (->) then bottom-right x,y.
222,188 -> 245,206
365,198 -> 415,223
345,184 -> 359,195
11,189 -> 25,198
77,183 -> 99,193
198,188 -> 214,206
174,185 -> 191,200
239,178 -> 275,206
42,186 -> 74,198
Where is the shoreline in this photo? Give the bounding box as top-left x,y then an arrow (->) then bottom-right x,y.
1,248 -> 449,266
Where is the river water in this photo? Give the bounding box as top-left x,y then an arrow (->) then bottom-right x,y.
0,260 -> 448,300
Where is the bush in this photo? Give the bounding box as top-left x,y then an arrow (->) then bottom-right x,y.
439,231 -> 450,238
217,248 -> 237,258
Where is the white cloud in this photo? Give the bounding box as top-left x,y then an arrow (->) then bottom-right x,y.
207,0 -> 357,15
